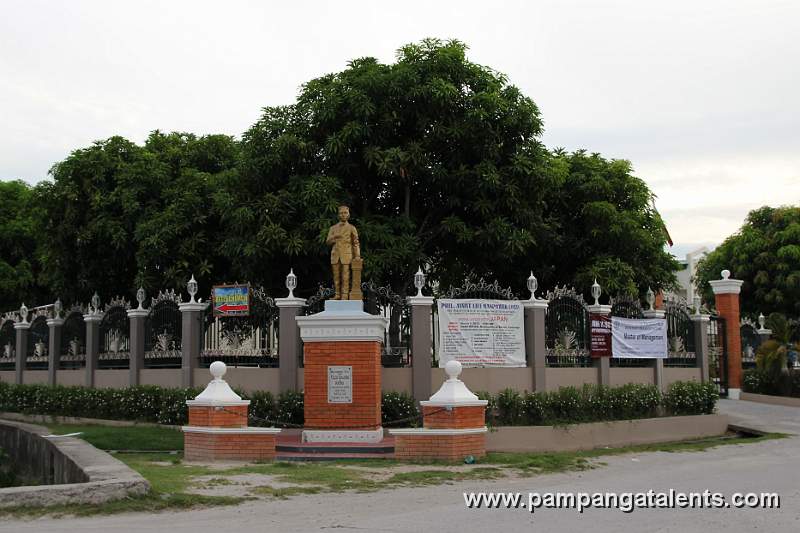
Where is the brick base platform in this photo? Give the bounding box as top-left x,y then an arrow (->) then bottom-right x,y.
392,429 -> 487,461
188,405 -> 248,428
183,427 -> 281,461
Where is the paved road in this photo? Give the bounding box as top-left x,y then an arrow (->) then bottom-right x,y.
5,400 -> 799,533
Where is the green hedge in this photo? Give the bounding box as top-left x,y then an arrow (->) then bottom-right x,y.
478,381 -> 718,426
743,368 -> 800,398
0,381 -> 716,428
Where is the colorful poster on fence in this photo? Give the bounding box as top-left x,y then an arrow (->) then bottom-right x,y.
590,313 -> 612,357
212,284 -> 250,317
611,317 -> 667,358
436,299 -> 525,367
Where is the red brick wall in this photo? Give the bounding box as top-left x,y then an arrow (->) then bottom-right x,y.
422,405 -> 485,429
715,292 -> 742,388
394,433 -> 486,461
184,432 -> 276,461
188,405 -> 248,428
303,341 -> 381,429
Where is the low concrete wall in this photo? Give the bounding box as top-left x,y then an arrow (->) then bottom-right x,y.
56,369 -> 85,387
435,367 -> 534,394
139,369 -> 182,388
95,370 -> 129,389
610,367 -> 654,386
664,367 -> 702,387
193,367 -> 280,393
0,419 -> 149,507
486,414 -> 729,453
22,370 -> 48,385
0,371 -> 14,383
383,367 -> 412,393
545,367 -> 598,391
741,392 -> 800,408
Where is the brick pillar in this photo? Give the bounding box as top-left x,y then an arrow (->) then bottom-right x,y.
643,309 -> 666,391
127,308 -> 148,387
710,269 -> 744,399
691,313 -> 711,382
523,298 -> 548,392
46,317 -> 64,386
83,312 -> 102,387
588,304 -> 612,386
408,295 -> 434,402
14,320 -> 30,385
179,301 -> 208,388
276,296 -> 305,392
296,300 -> 388,443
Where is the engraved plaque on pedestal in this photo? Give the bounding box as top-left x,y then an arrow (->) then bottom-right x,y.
328,365 -> 353,404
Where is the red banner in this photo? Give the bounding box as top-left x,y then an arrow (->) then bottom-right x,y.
590,313 -> 612,357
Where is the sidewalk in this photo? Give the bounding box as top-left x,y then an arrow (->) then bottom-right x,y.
717,398 -> 800,435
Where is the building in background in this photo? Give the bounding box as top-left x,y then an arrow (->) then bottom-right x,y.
670,246 -> 710,303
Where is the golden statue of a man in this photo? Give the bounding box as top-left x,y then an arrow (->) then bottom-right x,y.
326,205 -> 362,300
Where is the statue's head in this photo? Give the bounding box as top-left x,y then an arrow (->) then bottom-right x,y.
337,205 -> 350,222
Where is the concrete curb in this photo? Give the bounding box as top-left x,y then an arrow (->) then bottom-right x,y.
741,392 -> 800,408
0,411 -> 180,430
0,419 -> 150,508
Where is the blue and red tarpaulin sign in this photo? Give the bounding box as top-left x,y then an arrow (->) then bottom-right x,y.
212,284 -> 250,317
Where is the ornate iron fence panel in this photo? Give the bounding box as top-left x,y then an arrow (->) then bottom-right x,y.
60,310 -> 86,369
740,320 -> 759,369
544,286 -> 592,367
304,286 -> 335,315
145,290 -> 183,369
708,315 -> 728,397
26,315 -> 49,370
664,297 -> 696,367
442,278 -> 517,300
610,293 -> 649,367
363,282 -> 410,367
0,319 -> 15,371
99,300 -> 131,370
201,286 -> 279,368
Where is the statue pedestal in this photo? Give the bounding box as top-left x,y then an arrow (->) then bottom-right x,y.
296,300 -> 387,443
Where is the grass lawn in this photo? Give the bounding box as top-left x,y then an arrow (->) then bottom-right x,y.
0,424 -> 786,518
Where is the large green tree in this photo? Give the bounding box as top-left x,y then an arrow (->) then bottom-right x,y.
0,180 -> 49,310
38,132 -> 238,304
696,205 -> 800,317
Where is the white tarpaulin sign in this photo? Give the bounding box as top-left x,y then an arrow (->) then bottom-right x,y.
611,317 -> 668,359
436,299 -> 525,367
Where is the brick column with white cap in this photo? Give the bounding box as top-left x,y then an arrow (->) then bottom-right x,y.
390,360 -> 488,461
182,361 -> 281,461
709,269 -> 745,399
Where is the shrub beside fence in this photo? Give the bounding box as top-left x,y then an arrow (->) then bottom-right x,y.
0,380 -> 716,429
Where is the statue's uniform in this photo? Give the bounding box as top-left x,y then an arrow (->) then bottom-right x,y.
326,222 -> 360,299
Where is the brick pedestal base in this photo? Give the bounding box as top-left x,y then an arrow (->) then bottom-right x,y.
303,340 -> 382,430
391,404 -> 488,462
184,428 -> 280,461
188,405 -> 248,428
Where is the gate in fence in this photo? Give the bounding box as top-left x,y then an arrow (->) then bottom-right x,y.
0,317 -> 14,371
708,315 -> 729,397
609,292 -> 648,367
99,298 -> 131,370
27,315 -> 49,370
739,320 -> 759,369
60,308 -> 86,369
144,290 -> 182,369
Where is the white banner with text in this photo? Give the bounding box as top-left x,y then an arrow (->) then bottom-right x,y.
611,317 -> 668,359
436,299 -> 526,367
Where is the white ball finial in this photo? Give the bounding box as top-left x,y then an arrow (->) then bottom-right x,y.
445,360 -> 462,381
209,361 -> 227,381
721,269 -> 730,280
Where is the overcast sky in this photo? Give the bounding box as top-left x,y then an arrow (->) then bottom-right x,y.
2,0 -> 798,258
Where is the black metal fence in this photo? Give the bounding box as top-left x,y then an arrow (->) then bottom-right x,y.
740,322 -> 759,369
201,286 -> 279,368
664,298 -> 696,368
145,292 -> 182,369
544,287 -> 592,367
0,319 -> 15,371
708,316 -> 728,397
99,302 -> 131,370
60,310 -> 85,369
26,316 -> 49,370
